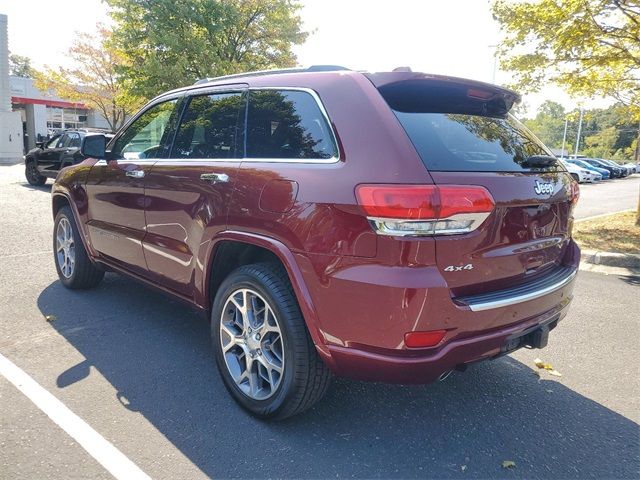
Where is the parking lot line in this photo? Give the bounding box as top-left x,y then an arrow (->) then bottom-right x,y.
0,353 -> 151,480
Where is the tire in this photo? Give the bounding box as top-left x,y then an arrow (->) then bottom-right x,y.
53,206 -> 104,289
25,161 -> 46,186
211,263 -> 331,420
570,173 -> 580,183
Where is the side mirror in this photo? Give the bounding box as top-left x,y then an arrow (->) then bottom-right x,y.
81,134 -> 106,159
36,141 -> 46,149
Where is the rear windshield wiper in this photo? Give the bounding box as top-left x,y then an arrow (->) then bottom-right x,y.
522,155 -> 558,168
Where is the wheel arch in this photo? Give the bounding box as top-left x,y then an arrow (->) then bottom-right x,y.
200,232 -> 333,366
51,190 -> 97,258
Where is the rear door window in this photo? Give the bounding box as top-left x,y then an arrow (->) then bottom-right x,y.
172,92 -> 245,159
246,90 -> 337,160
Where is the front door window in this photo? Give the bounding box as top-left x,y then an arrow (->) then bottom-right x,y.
111,100 -> 179,160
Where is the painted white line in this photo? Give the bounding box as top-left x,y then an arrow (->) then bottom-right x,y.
575,209 -> 634,223
0,353 -> 151,480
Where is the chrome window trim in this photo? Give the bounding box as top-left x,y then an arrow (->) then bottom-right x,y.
464,268 -> 577,312
109,86 -> 340,165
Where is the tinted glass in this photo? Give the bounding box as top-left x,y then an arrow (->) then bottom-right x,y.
393,112 -> 555,172
59,134 -> 73,148
67,133 -> 81,148
172,92 -> 244,159
246,90 -> 337,159
112,99 -> 178,159
46,135 -> 61,149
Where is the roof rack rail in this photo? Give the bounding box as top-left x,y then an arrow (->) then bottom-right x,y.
193,65 -> 350,85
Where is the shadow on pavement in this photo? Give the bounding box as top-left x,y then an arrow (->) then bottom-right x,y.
38,274 -> 639,479
20,182 -> 52,193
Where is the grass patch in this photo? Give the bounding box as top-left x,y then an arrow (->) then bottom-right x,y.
574,211 -> 640,254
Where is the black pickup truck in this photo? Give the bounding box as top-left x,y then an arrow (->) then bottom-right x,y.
24,129 -> 113,186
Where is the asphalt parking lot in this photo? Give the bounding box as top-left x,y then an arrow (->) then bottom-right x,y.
1,164 -> 638,479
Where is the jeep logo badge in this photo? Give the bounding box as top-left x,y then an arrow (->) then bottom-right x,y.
534,180 -> 554,195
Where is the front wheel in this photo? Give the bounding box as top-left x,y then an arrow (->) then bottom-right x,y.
54,206 -> 104,289
211,263 -> 331,420
25,162 -> 46,186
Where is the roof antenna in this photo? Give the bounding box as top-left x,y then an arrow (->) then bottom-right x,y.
392,66 -> 412,72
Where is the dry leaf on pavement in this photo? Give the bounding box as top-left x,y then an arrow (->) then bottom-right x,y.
501,460 -> 516,469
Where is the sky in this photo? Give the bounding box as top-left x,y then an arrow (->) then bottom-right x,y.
2,0 -> 613,117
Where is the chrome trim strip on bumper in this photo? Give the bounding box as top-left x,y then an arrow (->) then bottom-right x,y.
456,266 -> 577,312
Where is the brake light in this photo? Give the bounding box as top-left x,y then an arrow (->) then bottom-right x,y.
467,88 -> 495,100
569,181 -> 580,205
356,184 -> 494,236
405,330 -> 447,348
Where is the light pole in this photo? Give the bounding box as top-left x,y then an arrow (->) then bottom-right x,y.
489,44 -> 498,84
574,107 -> 584,157
561,118 -> 568,157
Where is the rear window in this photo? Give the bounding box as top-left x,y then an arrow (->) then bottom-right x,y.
376,80 -> 556,172
393,112 -> 553,172
246,90 -> 337,160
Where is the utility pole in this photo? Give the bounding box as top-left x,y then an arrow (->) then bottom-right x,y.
561,118 -> 568,157
574,108 -> 584,157
489,44 -> 498,84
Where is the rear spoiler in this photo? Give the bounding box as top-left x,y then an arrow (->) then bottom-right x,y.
365,72 -> 521,117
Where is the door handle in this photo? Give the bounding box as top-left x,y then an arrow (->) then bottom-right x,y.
125,170 -> 145,178
200,173 -> 229,183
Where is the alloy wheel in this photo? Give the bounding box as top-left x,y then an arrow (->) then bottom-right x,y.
27,164 -> 40,183
56,217 -> 75,278
219,288 -> 285,400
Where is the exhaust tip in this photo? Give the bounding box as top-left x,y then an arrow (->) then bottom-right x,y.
438,370 -> 454,382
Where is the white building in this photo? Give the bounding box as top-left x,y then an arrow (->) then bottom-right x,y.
0,14 -> 22,164
1,13 -> 112,163
10,75 -> 111,151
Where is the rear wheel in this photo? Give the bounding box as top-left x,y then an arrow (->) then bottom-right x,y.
211,263 -> 331,420
25,161 -> 46,186
54,206 -> 104,289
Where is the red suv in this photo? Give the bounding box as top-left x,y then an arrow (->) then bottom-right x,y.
52,67 -> 580,419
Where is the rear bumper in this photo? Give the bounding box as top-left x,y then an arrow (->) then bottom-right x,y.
300,241 -> 580,384
326,296 -> 572,384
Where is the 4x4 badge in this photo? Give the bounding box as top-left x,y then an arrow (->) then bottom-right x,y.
534,180 -> 554,195
444,264 -> 474,272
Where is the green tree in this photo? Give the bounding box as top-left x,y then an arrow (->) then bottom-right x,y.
106,0 -> 308,99
492,0 -> 640,166
34,26 -> 142,131
9,54 -> 34,78
522,101 -> 567,149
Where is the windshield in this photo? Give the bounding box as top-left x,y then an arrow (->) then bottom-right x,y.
392,112 -> 559,172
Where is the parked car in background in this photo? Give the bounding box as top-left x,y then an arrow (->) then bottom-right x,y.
622,162 -> 639,174
24,129 -> 114,186
51,67 -> 580,419
566,158 -> 610,180
583,158 -> 625,178
560,159 -> 601,183
598,158 -> 630,177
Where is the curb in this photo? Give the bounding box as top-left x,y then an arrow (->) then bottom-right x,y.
580,249 -> 640,269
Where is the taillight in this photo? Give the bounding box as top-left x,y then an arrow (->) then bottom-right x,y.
569,181 -> 580,205
356,184 -> 494,236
